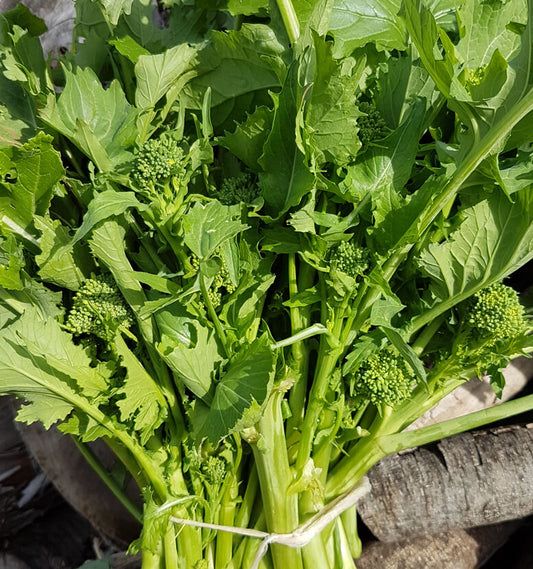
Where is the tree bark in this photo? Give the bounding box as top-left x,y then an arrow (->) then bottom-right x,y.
358,424 -> 533,542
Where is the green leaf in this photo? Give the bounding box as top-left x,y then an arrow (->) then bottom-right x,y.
92,0 -> 133,26
415,187 -> 533,327
41,67 -> 137,170
343,99 -> 426,235
375,54 -> 436,129
135,43 -> 198,110
201,335 -> 275,443
157,318 -> 223,400
0,132 -> 64,230
0,24 -> 50,98
114,334 -> 168,445
73,190 -> 146,245
183,24 -> 284,109
369,298 -> 405,328
0,74 -> 37,148
109,35 -> 150,64
259,60 -> 314,215
183,201 -> 249,259
89,220 -> 147,316
1,4 -> 47,37
0,232 -> 24,290
218,106 -> 273,170
456,0 -> 526,69
0,309 -> 109,429
303,34 -> 363,166
329,0 -> 406,56
403,0 -> 455,99
223,0 -> 268,15
35,216 -> 89,290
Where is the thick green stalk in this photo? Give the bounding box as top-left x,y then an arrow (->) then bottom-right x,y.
252,391 -> 303,569
163,524 -> 179,569
216,475 -> 239,569
380,392 -> 533,455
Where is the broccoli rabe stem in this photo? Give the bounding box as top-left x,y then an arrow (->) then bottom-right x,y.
295,281 -> 352,475
287,255 -> 315,431
252,391 -> 304,569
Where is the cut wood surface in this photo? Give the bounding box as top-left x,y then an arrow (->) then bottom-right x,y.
356,521 -> 520,569
358,424 -> 533,542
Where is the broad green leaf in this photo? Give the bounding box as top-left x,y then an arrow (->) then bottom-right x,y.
0,309 -> 109,429
375,55 -> 436,128
456,0 -> 526,69
201,335 -> 275,443
0,24 -> 51,98
73,190 -> 146,245
0,74 -> 37,147
183,201 -> 249,259
41,67 -> 137,170
329,0 -> 406,56
0,275 -> 62,321
218,106 -> 273,170
114,334 -> 168,445
89,220 -> 147,315
157,319 -> 223,400
135,43 -> 198,110
221,256 -> 276,338
183,24 -> 284,109
259,61 -> 314,215
303,34 -> 363,166
415,187 -> 533,326
369,298 -> 405,328
0,132 -> 64,230
35,216 -> 89,290
0,4 -> 47,37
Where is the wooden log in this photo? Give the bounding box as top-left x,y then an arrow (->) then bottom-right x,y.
17,420 -> 142,547
356,521 -> 521,569
358,424 -> 533,542
0,397 -> 53,538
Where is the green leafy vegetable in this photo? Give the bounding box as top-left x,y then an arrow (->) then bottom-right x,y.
1,1 -> 533,568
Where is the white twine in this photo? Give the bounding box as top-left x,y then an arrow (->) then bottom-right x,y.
170,477 -> 371,569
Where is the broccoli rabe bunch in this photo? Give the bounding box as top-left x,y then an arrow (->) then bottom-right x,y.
65,275 -> 133,341
131,133 -> 187,212
216,173 -> 260,206
467,283 -> 528,341
357,102 -> 389,146
350,347 -> 416,408
332,241 -> 370,279
430,282 -> 530,384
